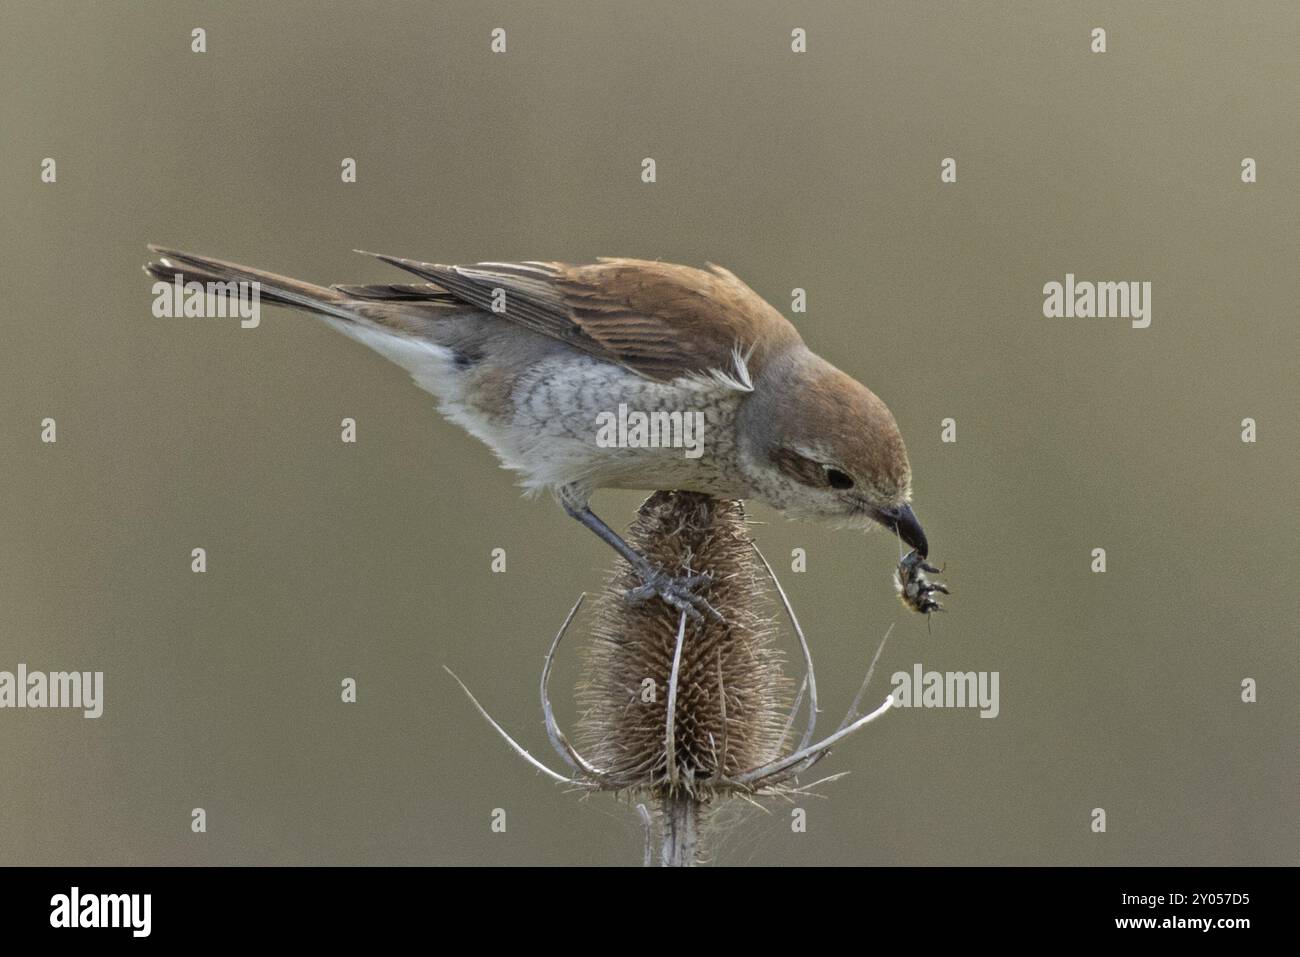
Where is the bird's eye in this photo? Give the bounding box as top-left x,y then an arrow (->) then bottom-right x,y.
825,468 -> 855,490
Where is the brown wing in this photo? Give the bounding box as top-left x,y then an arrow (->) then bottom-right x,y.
353,253 -> 802,382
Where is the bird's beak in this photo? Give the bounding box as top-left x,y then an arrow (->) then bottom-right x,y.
873,503 -> 928,558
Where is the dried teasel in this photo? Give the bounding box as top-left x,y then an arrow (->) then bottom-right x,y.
575,492 -> 792,797
446,490 -> 896,866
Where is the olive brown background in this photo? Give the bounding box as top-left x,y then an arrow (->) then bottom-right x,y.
2,1 -> 1297,865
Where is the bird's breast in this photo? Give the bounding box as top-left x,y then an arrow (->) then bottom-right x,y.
470,354 -> 750,495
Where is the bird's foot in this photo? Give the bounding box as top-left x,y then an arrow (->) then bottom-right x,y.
896,550 -> 949,615
627,568 -> 722,624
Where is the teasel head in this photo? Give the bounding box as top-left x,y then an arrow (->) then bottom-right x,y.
575,491 -> 791,795
446,490 -> 897,866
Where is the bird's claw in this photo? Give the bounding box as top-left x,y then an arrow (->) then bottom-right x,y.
627,569 -> 722,623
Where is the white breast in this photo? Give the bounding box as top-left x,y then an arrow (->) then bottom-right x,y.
450,354 -> 750,496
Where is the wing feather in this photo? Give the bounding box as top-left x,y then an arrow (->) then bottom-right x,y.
355,252 -> 801,382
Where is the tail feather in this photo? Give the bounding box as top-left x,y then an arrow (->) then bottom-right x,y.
330,281 -> 457,303
143,245 -> 469,395
145,245 -> 360,323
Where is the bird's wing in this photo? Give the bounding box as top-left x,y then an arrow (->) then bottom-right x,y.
331,281 -> 459,303
351,254 -> 802,382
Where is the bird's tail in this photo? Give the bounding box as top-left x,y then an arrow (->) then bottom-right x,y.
144,245 -> 361,323
144,245 -> 476,399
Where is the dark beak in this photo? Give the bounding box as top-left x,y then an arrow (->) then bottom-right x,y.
874,503 -> 928,558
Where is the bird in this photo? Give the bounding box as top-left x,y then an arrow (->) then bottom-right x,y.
144,246 -> 942,621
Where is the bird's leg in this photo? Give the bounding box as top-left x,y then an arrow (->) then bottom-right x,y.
560,489 -> 721,623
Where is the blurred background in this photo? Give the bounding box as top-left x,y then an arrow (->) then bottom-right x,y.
1,0 -> 1296,865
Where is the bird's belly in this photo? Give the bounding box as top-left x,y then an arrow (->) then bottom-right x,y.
459,354 -> 749,495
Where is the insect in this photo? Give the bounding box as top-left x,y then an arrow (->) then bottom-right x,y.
895,549 -> 949,615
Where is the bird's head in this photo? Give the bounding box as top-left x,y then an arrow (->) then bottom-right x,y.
736,348 -> 928,557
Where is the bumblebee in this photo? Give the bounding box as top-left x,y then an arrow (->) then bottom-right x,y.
895,549 -> 948,615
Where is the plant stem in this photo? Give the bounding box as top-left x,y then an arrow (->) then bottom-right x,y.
660,792 -> 702,867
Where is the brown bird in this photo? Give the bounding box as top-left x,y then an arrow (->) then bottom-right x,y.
144,247 -> 942,620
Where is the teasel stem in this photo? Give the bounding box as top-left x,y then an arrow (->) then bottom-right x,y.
660,791 -> 701,867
